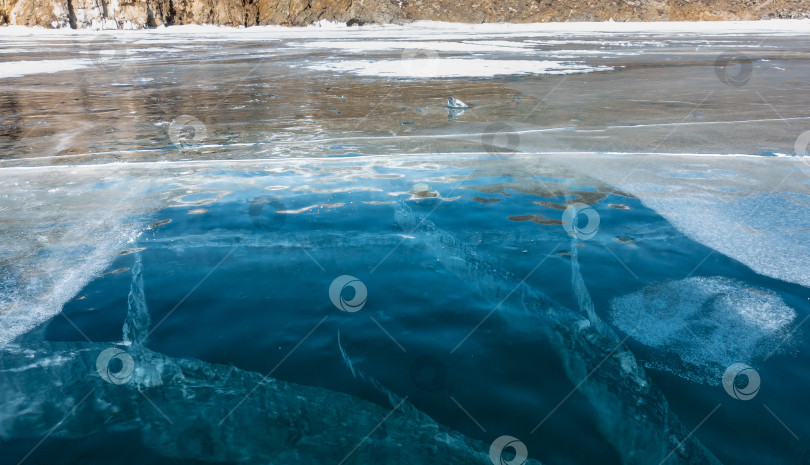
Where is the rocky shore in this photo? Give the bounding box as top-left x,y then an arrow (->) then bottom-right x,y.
0,0 -> 809,29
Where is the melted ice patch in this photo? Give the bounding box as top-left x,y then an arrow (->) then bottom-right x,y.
306,58 -> 612,78
610,276 -> 797,385
0,59 -> 92,79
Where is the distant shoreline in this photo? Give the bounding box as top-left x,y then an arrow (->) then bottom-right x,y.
2,0 -> 809,30
1,18 -> 810,35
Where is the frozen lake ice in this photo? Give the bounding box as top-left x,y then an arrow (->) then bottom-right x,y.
1,20 -> 809,465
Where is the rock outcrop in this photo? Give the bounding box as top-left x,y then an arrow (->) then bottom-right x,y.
0,0 -> 808,29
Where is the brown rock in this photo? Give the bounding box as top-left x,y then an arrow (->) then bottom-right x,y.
1,0 -> 71,28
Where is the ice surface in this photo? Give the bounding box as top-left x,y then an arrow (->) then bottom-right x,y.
393,200 -> 722,465
0,21 -> 808,464
0,162 -> 243,348
0,255 -> 538,465
637,194 -> 810,289
428,125 -> 810,289
0,160 -> 724,462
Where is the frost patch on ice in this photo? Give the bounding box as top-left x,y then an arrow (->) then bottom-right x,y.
306,58 -> 612,78
0,59 -> 91,79
610,276 -> 797,385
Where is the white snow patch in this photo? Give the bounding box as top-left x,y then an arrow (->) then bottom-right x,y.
305,58 -> 612,78
0,59 -> 92,79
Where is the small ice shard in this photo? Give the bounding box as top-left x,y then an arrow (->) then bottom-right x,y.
447,97 -> 468,109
